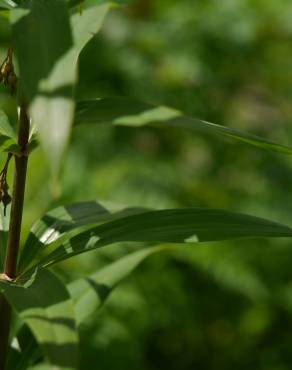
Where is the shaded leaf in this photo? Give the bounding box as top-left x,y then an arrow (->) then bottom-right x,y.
175,245 -> 269,301
75,97 -> 292,154
7,327 -> 40,370
6,348 -> 22,370
10,326 -> 41,370
27,207 -> 292,271
0,269 -> 79,370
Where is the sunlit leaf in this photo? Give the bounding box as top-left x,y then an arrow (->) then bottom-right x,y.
26,364 -> 64,370
70,2 -> 112,51
0,269 -> 79,370
75,97 -> 292,154
19,200 -> 146,273
11,0 -> 74,176
0,110 -> 18,154
69,245 -> 175,325
0,110 -> 16,139
0,0 -> 17,9
11,1 -> 111,176
26,207 -> 292,272
27,365 -> 56,370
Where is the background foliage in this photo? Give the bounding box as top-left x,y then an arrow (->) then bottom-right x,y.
2,0 -> 292,369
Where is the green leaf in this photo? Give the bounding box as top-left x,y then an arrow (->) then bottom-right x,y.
70,2 -> 112,50
0,0 -> 17,9
6,349 -> 22,370
11,0 -> 74,176
0,110 -> 16,139
19,200 -> 146,273
0,269 -> 79,370
69,245 -> 174,325
11,2 -> 112,176
67,0 -> 83,8
75,97 -> 292,154
7,327 -> 40,370
27,365 -> 56,370
68,0 -> 116,9
27,207 -> 292,271
0,110 -> 18,153
175,245 -> 269,301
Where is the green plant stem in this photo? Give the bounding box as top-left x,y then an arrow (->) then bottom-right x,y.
0,102 -> 30,370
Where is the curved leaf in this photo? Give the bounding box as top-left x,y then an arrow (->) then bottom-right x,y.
12,1 -> 112,176
11,0 -> 74,176
0,0 -> 16,9
0,269 -> 79,370
19,200 -> 146,273
69,245 -> 174,326
70,3 -> 112,52
0,110 -> 16,138
0,110 -> 18,153
26,207 -> 292,271
75,97 -> 292,154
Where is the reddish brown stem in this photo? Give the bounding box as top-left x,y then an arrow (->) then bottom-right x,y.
0,102 -> 30,370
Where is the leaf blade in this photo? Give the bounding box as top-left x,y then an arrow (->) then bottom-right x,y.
0,269 -> 79,370
75,97 -> 292,155
0,110 -> 18,155
27,207 -> 292,270
19,200 -> 147,273
69,245 -> 173,325
11,0 -> 74,175
11,2 -> 113,176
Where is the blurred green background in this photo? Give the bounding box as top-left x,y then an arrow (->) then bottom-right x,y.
3,0 -> 292,369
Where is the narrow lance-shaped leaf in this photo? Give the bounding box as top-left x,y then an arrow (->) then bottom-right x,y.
0,269 -> 79,370
75,97 -> 292,155
26,207 -> 292,272
11,0 -> 74,176
69,244 -> 269,327
69,245 -> 175,326
0,0 -> 16,10
19,200 -> 147,273
11,1 -> 112,175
